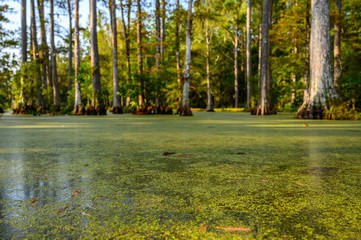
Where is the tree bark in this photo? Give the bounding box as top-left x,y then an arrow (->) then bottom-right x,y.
176,0 -> 181,108
67,0 -> 73,101
234,20 -> 239,108
334,0 -> 342,87
246,0 -> 251,108
109,0 -> 122,113
256,0 -> 272,115
160,0 -> 166,59
180,0 -> 193,116
37,0 -> 50,93
303,1 -> 310,103
50,0 -> 61,110
296,0 -> 338,119
205,18 -> 213,112
19,0 -> 27,106
31,0 -> 44,109
73,0 -> 83,115
120,0 -> 131,107
137,0 -> 144,106
89,0 -> 105,114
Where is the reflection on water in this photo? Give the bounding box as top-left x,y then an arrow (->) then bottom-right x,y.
0,113 -> 361,238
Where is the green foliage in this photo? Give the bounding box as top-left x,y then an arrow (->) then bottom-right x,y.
324,104 -> 361,120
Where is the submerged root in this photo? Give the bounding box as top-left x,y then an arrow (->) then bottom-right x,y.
296,103 -> 325,119
179,106 -> 193,116
252,106 -> 271,116
73,106 -> 85,115
111,106 -> 123,114
86,105 -> 107,115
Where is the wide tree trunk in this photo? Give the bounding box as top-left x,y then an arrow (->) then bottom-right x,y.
180,0 -> 193,116
73,0 -> 83,115
205,19 -> 213,112
89,0 -> 105,115
31,0 -> 44,109
296,0 -> 338,119
334,0 -> 342,86
137,0 -> 144,106
109,0 -> 122,113
50,0 -> 61,110
67,0 -> 73,102
19,0 -> 27,106
256,0 -> 272,115
246,0 -> 251,109
120,0 -> 131,107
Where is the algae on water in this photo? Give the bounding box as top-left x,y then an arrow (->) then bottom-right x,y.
0,112 -> 360,239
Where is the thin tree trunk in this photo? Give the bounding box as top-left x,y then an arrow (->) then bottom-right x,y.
205,18 -> 213,112
110,0 -> 122,113
160,0 -> 166,59
246,0 -> 251,108
50,0 -> 61,109
31,0 -> 44,109
37,0 -> 48,88
89,0 -> 105,114
137,0 -> 144,106
155,0 -> 161,108
73,0 -> 83,115
296,0 -> 338,119
19,0 -> 27,106
67,0 -> 73,101
256,0 -> 272,115
266,1 -> 273,111
258,4 -> 262,88
303,1 -> 310,103
120,0 -> 131,107
180,0 -> 193,116
234,20 -> 239,108
291,45 -> 297,104
334,0 -> 342,86
176,0 -> 181,108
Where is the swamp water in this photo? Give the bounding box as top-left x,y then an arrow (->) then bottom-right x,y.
0,112 -> 360,239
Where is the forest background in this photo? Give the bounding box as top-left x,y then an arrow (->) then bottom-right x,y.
0,0 -> 360,118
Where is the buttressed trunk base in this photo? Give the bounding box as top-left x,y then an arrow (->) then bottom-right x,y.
296,0 -> 338,119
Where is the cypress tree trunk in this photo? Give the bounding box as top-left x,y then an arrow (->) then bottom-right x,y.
246,0 -> 251,109
73,0 -> 83,115
160,0 -> 166,59
296,0 -> 338,119
334,0 -> 342,86
67,0 -> 73,101
31,0 -> 44,109
303,1 -> 310,103
155,0 -> 161,108
175,0 -> 181,108
137,0 -> 144,106
234,21 -> 239,108
120,0 -> 131,107
89,0 -> 105,115
19,0 -> 27,106
180,0 -> 193,116
256,0 -> 272,115
205,18 -> 213,112
50,0 -> 61,110
110,0 -> 122,113
37,0 -> 51,97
